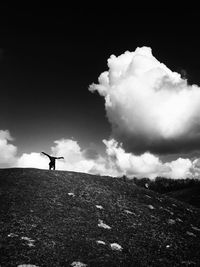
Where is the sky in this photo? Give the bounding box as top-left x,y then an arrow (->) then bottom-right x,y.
1,8 -> 200,179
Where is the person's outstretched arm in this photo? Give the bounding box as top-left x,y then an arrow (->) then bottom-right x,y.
41,152 -> 51,159
56,156 -> 64,159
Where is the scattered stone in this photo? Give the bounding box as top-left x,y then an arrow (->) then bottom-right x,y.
8,233 -> 18,237
160,207 -> 173,215
168,219 -> 176,225
186,231 -> 196,237
186,208 -> 193,213
132,222 -> 142,227
71,261 -> 87,267
96,240 -> 106,245
124,210 -> 134,214
177,218 -> 183,223
21,237 -> 35,247
191,225 -> 200,232
148,205 -> 155,210
95,205 -> 103,210
98,219 -> 111,230
110,243 -> 123,251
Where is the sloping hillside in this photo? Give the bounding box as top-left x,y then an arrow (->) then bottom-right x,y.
132,177 -> 200,209
165,185 -> 200,209
0,168 -> 200,266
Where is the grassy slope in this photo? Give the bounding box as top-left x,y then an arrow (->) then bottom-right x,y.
0,168 -> 200,267
165,185 -> 200,209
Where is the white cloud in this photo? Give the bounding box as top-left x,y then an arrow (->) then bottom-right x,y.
50,138 -> 107,173
89,46 -> 200,154
190,158 -> 200,178
165,158 -> 193,179
0,129 -> 198,180
0,130 -> 17,167
17,152 -> 47,169
103,139 -> 193,179
14,137 -> 199,179
17,138 -> 109,175
103,139 -> 166,179
0,129 -> 14,141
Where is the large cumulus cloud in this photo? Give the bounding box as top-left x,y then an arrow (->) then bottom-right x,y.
89,46 -> 200,154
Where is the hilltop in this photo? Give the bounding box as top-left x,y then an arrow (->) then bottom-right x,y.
0,168 -> 200,266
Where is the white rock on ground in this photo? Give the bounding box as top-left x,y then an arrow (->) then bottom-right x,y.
71,261 -> 87,267
95,205 -> 103,209
110,243 -> 123,251
177,218 -> 183,222
21,237 -> 35,247
191,225 -> 200,232
186,208 -> 193,213
124,210 -> 134,214
8,233 -> 18,237
148,205 -> 155,210
98,219 -> 111,230
186,231 -> 196,237
168,219 -> 176,225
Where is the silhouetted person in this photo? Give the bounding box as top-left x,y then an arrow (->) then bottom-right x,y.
41,152 -> 64,170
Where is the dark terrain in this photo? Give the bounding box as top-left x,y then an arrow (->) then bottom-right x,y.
133,177 -> 200,209
165,186 -> 200,208
0,168 -> 200,266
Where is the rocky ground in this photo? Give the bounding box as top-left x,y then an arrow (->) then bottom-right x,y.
0,168 -> 200,266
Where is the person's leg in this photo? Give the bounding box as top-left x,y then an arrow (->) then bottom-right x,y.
49,162 -> 52,170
